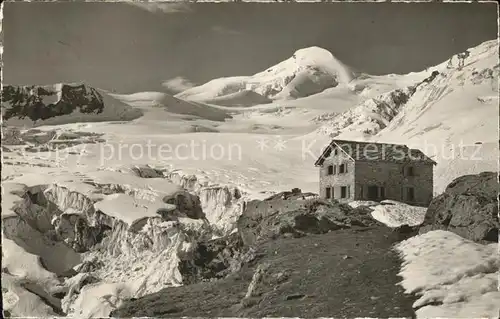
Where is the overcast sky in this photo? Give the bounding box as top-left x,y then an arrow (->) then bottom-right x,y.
3,2 -> 498,93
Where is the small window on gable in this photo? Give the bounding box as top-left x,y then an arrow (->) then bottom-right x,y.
405,166 -> 415,177
327,165 -> 334,175
339,164 -> 346,174
334,148 -> 338,156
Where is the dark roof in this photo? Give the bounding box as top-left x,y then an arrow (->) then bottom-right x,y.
314,139 -> 437,166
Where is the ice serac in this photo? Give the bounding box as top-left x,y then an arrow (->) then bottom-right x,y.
1,83 -> 143,127
165,170 -> 246,235
314,85 -> 417,138
1,179 -> 211,318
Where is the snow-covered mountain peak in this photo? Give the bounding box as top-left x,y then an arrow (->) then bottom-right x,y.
254,46 -> 354,85
176,46 -> 354,104
293,46 -> 333,59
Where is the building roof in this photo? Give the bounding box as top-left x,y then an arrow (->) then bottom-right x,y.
314,139 -> 437,166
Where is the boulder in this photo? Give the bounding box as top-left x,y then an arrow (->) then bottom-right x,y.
238,196 -> 379,247
131,165 -> 165,179
419,172 -> 499,242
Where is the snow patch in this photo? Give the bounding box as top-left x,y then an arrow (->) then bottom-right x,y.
395,230 -> 499,318
370,201 -> 427,227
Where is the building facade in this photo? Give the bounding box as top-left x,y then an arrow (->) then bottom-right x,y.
315,140 -> 435,206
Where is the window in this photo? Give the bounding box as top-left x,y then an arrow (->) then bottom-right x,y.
327,165 -> 334,175
326,187 -> 331,199
334,148 -> 338,156
341,186 -> 347,198
406,187 -> 415,202
380,186 -> 385,199
405,166 -> 415,177
367,185 -> 378,200
339,164 -> 346,174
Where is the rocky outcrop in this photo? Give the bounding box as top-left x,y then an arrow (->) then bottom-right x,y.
419,172 -> 499,242
1,83 -> 143,127
1,127 -> 105,154
263,188 -> 318,201
2,84 -> 104,122
238,196 -> 381,247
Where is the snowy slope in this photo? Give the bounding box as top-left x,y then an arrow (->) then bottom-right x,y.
176,46 -> 355,103
396,230 -> 499,318
108,91 -> 231,122
312,39 -> 499,192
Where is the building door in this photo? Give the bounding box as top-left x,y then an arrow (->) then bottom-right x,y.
367,185 -> 378,200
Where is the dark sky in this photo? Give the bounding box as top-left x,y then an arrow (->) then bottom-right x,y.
3,2 -> 498,93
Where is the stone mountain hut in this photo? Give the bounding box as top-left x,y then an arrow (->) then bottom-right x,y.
314,139 -> 436,206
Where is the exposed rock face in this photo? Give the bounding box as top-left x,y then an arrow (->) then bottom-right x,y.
419,172 -> 499,242
1,83 -> 143,127
1,127 -> 105,155
2,84 -> 104,122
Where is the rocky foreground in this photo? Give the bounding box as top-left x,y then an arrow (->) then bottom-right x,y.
113,226 -> 415,318
112,193 -> 411,318
112,173 -> 499,318
2,160 -> 497,318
